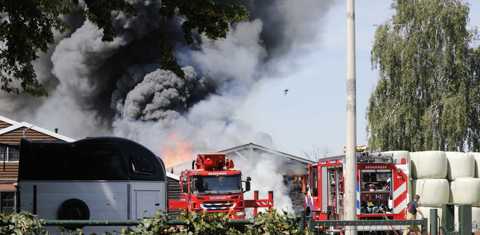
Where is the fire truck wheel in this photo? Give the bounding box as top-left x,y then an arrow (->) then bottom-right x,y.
57,199 -> 90,229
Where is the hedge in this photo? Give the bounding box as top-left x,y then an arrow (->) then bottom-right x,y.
0,210 -> 306,235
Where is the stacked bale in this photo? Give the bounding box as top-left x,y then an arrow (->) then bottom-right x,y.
450,178 -> 480,206
446,152 -> 475,180
468,153 -> 480,231
411,151 -> 448,179
410,151 -> 450,207
410,151 -> 449,232
410,151 -> 480,232
413,179 -> 450,207
471,153 -> 480,178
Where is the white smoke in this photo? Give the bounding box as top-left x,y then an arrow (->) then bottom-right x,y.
235,154 -> 294,213
31,21 -> 126,137
188,20 -> 266,84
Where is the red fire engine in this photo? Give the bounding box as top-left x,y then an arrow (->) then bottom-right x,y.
169,153 -> 273,219
304,151 -> 410,221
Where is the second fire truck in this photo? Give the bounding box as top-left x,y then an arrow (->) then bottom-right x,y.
304,151 -> 410,221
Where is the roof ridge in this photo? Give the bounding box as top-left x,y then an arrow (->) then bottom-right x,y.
0,115 -> 20,126
0,121 -> 75,142
220,142 -> 315,164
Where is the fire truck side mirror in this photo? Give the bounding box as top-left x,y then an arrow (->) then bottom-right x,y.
244,177 -> 251,192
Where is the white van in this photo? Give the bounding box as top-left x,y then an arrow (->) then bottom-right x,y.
17,137 -> 167,233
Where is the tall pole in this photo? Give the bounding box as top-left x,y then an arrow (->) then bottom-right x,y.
345,0 -> 357,234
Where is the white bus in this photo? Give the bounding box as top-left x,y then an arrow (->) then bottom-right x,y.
17,137 -> 167,233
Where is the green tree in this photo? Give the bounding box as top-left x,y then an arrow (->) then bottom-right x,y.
367,0 -> 480,151
0,0 -> 247,95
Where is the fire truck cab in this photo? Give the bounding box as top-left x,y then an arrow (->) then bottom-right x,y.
305,152 -> 410,221
169,153 -> 273,219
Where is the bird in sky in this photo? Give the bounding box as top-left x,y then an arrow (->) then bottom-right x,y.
284,89 -> 289,95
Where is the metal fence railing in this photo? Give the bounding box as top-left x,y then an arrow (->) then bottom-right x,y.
41,219 -> 253,227
1,217 -> 429,234
306,218 -> 428,234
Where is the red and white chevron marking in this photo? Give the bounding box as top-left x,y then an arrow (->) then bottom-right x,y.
393,164 -> 409,216
256,201 -> 273,207
393,181 -> 408,214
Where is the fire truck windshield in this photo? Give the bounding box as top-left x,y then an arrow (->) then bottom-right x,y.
192,175 -> 241,194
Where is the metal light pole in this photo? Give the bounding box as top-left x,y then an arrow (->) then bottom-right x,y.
345,0 -> 357,234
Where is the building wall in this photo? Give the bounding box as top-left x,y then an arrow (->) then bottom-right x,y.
0,127 -> 66,213
0,127 -> 60,145
0,128 -> 62,180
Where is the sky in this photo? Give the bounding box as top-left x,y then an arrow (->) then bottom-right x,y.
236,0 -> 480,157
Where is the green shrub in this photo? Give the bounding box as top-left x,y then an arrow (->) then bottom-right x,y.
247,210 -> 303,235
178,212 -> 243,235
121,212 -> 176,235
0,212 -> 46,235
122,210 -> 304,235
0,210 -> 305,235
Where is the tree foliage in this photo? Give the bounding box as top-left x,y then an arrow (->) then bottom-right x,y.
367,0 -> 480,151
0,0 -> 248,95
0,0 -> 72,95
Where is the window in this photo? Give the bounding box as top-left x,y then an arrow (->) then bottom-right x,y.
75,145 -> 127,180
0,192 -> 15,213
310,167 -> 318,196
130,154 -> 154,175
0,145 -> 19,162
182,177 -> 188,193
360,170 -> 392,192
359,170 -> 392,213
192,175 -> 241,194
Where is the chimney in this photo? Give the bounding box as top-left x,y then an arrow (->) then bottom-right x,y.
54,128 -> 58,133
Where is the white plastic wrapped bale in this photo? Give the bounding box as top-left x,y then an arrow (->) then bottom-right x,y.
413,179 -> 450,207
411,151 -> 447,179
470,153 -> 480,178
418,207 -> 442,233
450,178 -> 480,206
446,152 -> 475,180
